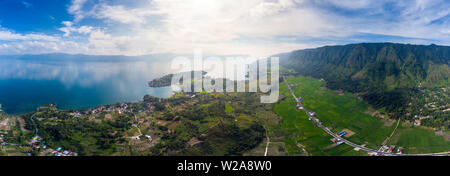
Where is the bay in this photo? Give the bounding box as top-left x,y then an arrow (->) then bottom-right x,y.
0,54 -> 174,114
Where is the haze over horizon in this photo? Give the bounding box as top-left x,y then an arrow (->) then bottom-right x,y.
0,0 -> 449,57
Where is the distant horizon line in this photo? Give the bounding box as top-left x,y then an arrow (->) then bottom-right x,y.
1,42 -> 448,58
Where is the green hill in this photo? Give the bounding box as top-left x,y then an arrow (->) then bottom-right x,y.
279,43 -> 450,126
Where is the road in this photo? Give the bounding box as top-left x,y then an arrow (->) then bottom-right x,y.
30,113 -> 38,137
264,130 -> 270,156
283,76 -> 449,156
378,119 -> 400,152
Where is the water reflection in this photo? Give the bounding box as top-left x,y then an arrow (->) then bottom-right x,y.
0,56 -> 174,114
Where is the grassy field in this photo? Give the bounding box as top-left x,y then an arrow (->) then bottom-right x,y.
388,124 -> 450,154
272,75 -> 450,155
272,75 -> 397,155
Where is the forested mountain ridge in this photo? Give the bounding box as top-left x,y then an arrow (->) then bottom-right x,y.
281,43 -> 449,89
279,43 -> 449,126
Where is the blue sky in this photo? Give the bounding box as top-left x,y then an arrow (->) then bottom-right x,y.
0,0 -> 449,56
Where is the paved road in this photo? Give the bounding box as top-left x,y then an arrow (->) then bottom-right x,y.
283,76 -> 449,156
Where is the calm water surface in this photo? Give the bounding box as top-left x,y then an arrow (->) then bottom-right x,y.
0,56 -> 174,114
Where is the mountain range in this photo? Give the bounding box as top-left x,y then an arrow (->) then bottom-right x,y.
279,43 -> 450,119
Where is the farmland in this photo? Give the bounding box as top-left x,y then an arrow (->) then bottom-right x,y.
388,124 -> 450,154
273,75 -> 396,155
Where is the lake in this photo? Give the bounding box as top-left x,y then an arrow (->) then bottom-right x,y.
0,54 -> 175,114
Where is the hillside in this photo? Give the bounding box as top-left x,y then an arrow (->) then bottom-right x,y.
279,43 -> 450,127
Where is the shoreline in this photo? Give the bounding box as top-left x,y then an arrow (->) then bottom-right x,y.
0,87 -> 175,116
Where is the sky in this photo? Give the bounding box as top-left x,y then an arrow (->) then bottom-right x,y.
0,0 -> 449,57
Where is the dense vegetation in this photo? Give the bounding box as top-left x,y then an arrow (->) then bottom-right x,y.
1,91 -> 271,156
280,43 -> 449,128
148,71 -> 207,87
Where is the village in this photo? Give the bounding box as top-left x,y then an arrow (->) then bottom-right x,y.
28,135 -> 77,156
287,80 -> 410,156
69,102 -> 155,118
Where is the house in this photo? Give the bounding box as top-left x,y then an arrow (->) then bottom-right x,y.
387,146 -> 395,153
314,118 -> 321,124
308,111 -> 317,117
331,138 -> 342,144
337,131 -> 347,137
397,147 -> 403,154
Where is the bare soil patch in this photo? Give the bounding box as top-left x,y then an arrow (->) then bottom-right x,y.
105,114 -> 113,120
187,137 -> 202,147
435,131 -> 450,141
383,119 -> 395,127
0,118 -> 9,130
342,129 -> 356,138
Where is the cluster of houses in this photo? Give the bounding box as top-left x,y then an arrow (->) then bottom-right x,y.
53,147 -> 76,156
29,136 -> 46,151
28,136 -> 77,156
378,145 -> 403,155
135,135 -> 153,141
412,115 -> 434,126
372,146 -> 403,156
70,103 -> 155,118
330,131 -> 348,145
331,138 -> 344,145
139,103 -> 155,114
296,98 -> 304,110
307,111 -> 322,125
0,132 -> 6,146
69,112 -> 82,118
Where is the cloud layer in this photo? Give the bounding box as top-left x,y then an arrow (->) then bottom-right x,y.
0,0 -> 449,57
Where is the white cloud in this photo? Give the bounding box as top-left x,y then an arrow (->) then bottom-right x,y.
93,4 -> 159,24
59,21 -> 94,37
1,0 -> 450,56
80,0 -> 338,56
0,28 -> 59,41
68,0 -> 88,22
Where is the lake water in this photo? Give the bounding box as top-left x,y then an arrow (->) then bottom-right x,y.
0,55 -> 174,114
